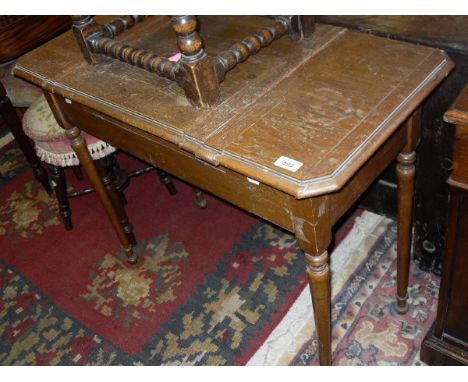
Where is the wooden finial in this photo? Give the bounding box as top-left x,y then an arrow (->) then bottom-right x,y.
171,16 -> 220,107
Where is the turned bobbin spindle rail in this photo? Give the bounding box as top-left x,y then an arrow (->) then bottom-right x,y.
71,15 -> 315,107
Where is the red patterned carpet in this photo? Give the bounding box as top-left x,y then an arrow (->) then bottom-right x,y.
0,141 -> 438,365
290,219 -> 439,366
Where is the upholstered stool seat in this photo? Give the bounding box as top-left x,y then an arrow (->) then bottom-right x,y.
20,93 -> 122,230
1,45 -> 206,240
20,93 -> 207,232
23,94 -> 116,167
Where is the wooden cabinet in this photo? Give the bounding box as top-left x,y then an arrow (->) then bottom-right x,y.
421,85 -> 468,365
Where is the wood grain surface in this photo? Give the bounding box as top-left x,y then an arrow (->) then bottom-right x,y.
14,17 -> 453,198
12,16 -> 456,366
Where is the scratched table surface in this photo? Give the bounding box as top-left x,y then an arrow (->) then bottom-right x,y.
14,16 -> 453,198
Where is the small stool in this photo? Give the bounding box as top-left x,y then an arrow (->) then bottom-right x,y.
22,94 -> 207,231
22,94 -> 121,230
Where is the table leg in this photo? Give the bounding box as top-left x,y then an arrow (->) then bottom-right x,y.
395,110 -> 420,314
305,250 -> 331,365
192,187 -> 207,209
96,155 -> 137,247
65,125 -> 136,263
45,92 -> 136,263
292,198 -> 332,365
396,150 -> 416,314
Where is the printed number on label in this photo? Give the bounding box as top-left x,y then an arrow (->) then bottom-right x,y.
273,156 -> 303,172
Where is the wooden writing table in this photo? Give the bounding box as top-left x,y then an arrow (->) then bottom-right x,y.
14,16 -> 454,365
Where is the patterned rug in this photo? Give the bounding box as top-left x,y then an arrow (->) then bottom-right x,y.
247,213 -> 439,366
0,141 -> 438,365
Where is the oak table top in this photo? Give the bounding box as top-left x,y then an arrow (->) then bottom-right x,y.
13,16 -> 455,365
14,16 -> 453,198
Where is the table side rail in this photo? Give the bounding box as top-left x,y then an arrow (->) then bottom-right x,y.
59,97 -> 296,232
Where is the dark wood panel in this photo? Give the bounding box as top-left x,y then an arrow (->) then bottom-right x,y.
421,86 -> 468,366
316,16 -> 468,54
0,16 -> 71,63
444,189 -> 468,342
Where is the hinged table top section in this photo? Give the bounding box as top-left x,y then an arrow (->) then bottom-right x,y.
14,16 -> 454,198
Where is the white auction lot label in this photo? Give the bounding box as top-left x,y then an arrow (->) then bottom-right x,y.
273,156 -> 303,172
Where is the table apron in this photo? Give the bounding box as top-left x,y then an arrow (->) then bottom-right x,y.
60,99 -> 299,232
58,96 -> 409,235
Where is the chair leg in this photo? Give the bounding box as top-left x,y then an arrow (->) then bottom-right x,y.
155,166 -> 207,208
48,164 -> 72,230
0,85 -> 52,194
95,155 -> 137,247
156,168 -> 177,195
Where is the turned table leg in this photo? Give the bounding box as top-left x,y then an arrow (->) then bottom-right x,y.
96,155 -> 137,247
396,150 -> 416,314
45,93 -> 136,263
305,250 -> 331,365
293,198 -> 333,365
66,126 -> 136,263
395,110 -> 421,314
192,187 -> 207,209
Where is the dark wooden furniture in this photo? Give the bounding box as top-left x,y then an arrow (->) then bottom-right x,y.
0,15 -> 71,187
0,15 -> 202,229
0,82 -> 52,193
71,15 -> 314,107
0,16 -> 71,64
316,16 -> 468,274
14,16 -> 454,365
421,84 -> 468,366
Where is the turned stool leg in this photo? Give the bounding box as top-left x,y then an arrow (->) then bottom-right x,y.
0,84 -> 52,194
395,150 -> 416,314
155,167 -> 207,208
48,164 -> 72,230
305,251 -> 331,365
96,155 -> 137,247
156,168 -> 177,195
111,156 -> 129,206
